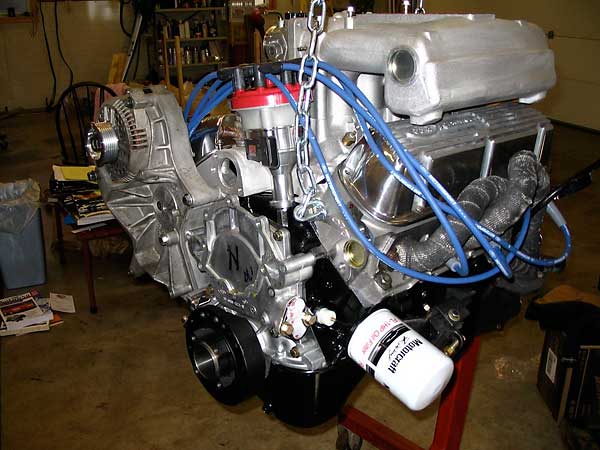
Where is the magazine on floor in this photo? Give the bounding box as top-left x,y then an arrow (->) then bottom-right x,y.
0,290 -> 52,332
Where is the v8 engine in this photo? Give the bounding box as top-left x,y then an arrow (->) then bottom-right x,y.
87,5 -> 571,427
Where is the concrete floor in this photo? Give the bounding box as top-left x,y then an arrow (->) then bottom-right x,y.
1,112 -> 598,450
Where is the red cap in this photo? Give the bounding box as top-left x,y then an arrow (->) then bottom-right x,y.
231,84 -> 300,110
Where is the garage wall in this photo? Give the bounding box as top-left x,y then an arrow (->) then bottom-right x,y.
3,1 -> 598,129
418,0 -> 600,130
0,1 -> 136,111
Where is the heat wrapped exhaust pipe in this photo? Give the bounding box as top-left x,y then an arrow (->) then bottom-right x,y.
391,151 -> 550,279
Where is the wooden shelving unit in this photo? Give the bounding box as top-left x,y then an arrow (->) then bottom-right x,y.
152,4 -> 230,82
164,36 -> 227,43
167,61 -> 228,69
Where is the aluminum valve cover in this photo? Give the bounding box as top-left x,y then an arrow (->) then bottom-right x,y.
339,103 -> 552,225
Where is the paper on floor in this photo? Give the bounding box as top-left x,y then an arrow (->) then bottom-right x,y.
49,293 -> 76,313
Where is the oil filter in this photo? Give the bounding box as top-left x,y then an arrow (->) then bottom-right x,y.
348,309 -> 454,411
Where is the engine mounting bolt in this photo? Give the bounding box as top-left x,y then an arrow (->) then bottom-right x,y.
182,193 -> 193,206
280,322 -> 294,336
448,309 -> 461,322
374,271 -> 392,290
423,304 -> 431,312
159,231 -> 179,246
302,312 -> 317,327
290,346 -> 301,358
273,229 -> 284,241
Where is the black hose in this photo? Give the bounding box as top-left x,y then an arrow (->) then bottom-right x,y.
120,0 -> 133,37
39,0 -> 57,110
531,157 -> 600,215
54,0 -> 74,88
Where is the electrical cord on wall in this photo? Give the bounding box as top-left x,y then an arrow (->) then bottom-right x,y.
39,0 -> 57,110
54,0 -> 74,88
120,0 -> 133,37
39,0 -> 75,109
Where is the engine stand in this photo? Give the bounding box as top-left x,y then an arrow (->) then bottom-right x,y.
337,337 -> 481,450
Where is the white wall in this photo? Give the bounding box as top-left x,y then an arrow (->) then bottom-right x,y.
0,1 -> 137,110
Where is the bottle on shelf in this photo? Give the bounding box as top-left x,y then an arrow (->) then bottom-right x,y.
208,14 -> 217,37
167,47 -> 175,65
185,47 -> 193,64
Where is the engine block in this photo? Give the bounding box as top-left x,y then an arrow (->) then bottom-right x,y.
87,8 -> 563,427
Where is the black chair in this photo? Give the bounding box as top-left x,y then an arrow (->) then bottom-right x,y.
55,82 -> 117,165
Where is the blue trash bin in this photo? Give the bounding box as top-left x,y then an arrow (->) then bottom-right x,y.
0,179 -> 47,289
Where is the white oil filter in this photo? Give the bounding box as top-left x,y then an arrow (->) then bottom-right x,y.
348,309 -> 454,411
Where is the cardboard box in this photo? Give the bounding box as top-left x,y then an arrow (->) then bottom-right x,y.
537,329 -> 600,423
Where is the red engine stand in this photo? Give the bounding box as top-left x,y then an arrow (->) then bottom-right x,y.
338,337 -> 481,450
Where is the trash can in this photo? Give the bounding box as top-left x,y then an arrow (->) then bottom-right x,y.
0,179 -> 46,289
